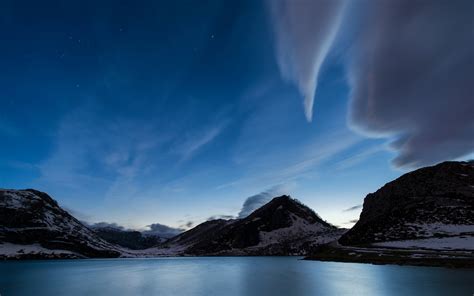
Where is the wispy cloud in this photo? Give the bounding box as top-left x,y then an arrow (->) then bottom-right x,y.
266,133 -> 361,183
35,105 -> 163,206
343,219 -> 359,224
267,0 -> 346,121
333,145 -> 385,171
219,131 -> 361,191
342,204 -> 362,212
175,122 -> 228,162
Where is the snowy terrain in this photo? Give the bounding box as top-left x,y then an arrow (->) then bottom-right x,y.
160,196 -> 344,256
0,242 -> 82,259
254,214 -> 342,249
1,189 -> 122,258
372,236 -> 474,251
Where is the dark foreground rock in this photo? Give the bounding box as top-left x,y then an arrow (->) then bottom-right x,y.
307,161 -> 474,268
340,161 -> 474,246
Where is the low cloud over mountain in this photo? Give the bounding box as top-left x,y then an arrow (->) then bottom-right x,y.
143,223 -> 184,238
238,185 -> 290,218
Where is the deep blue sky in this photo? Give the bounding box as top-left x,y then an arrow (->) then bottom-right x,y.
1,0 -> 472,230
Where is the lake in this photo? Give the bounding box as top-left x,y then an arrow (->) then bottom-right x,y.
1,257 -> 473,295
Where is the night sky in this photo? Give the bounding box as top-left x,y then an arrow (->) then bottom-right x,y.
1,0 -> 472,231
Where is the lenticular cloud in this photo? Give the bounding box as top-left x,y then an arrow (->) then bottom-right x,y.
348,0 -> 474,168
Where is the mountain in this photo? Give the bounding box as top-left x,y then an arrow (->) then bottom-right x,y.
339,161 -> 474,249
92,227 -> 164,250
0,189 -> 122,259
163,195 -> 345,255
306,161 -> 474,268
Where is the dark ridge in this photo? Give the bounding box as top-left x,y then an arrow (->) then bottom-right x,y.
165,194 -> 342,255
339,160 -> 474,246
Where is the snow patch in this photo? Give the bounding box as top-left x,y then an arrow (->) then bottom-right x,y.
257,214 -> 331,247
373,236 -> 474,251
0,242 -> 80,257
405,223 -> 474,236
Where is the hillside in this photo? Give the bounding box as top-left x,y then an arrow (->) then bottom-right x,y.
162,195 -> 344,255
0,189 -> 121,259
307,161 -> 474,268
339,161 -> 474,249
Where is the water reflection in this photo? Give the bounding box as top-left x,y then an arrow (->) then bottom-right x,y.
1,257 -> 473,296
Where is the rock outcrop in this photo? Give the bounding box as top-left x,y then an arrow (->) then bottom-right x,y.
339,161 -> 474,249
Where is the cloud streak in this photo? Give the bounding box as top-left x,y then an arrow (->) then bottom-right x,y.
268,0 -> 346,121
343,219 -> 359,224
342,204 -> 362,212
176,123 -> 227,162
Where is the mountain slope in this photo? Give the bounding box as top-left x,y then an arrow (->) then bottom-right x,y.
163,195 -> 344,255
339,161 -> 474,249
0,189 -> 122,259
306,161 -> 474,268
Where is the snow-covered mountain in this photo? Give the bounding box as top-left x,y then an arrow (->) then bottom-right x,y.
163,195 -> 345,255
339,161 -> 474,251
0,189 -> 122,259
0,190 -> 344,259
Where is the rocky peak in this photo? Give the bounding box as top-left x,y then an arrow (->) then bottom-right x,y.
247,195 -> 333,230
165,195 -> 342,255
339,161 -> 474,246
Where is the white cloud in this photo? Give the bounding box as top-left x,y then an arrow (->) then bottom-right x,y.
267,0 -> 346,121
175,122 -> 227,162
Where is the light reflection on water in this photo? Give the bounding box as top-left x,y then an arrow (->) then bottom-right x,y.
1,257 -> 473,295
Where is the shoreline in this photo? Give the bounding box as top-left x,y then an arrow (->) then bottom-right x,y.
304,241 -> 474,269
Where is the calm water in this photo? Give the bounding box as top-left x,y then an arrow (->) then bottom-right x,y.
1,257 -> 473,296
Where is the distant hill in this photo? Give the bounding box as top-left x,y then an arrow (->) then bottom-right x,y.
164,195 -> 345,255
92,227 -> 164,250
